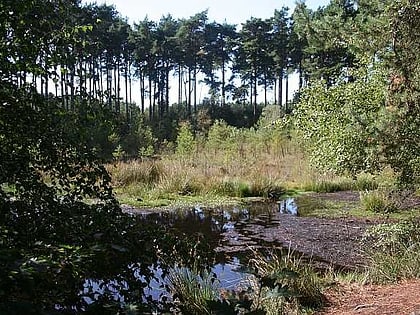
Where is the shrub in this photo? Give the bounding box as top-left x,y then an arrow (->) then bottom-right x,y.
176,121 -> 196,156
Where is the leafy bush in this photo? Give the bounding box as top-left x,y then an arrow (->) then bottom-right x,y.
294,67 -> 387,178
0,85 -> 209,313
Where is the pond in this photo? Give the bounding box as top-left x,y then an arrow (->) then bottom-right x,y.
83,199 -> 300,304
86,196 -> 367,307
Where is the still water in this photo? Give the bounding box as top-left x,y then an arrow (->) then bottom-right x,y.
83,199 -> 300,303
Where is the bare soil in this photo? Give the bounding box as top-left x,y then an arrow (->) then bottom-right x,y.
308,191 -> 420,315
317,279 -> 420,315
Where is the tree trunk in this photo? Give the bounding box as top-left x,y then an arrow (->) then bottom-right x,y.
285,72 -> 289,112
278,70 -> 283,106
221,54 -> 226,106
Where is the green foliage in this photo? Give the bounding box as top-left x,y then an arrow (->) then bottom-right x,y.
0,83 -> 211,313
294,67 -> 387,177
294,0 -> 420,188
206,120 -> 237,152
361,220 -> 420,282
112,144 -> 126,161
176,121 -> 196,156
359,190 -> 398,213
378,0 -> 420,187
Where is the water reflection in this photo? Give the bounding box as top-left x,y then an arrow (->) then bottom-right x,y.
141,199 -> 299,255
84,199 -> 300,306
278,198 -> 298,215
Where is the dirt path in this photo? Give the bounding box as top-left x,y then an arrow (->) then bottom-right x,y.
317,279 -> 420,315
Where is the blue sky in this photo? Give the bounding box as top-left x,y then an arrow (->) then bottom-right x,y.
84,0 -> 330,25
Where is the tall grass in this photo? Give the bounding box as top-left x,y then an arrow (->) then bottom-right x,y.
167,266 -> 219,315
361,220 -> 420,283
106,120 -> 392,206
108,141 -> 368,205
248,249 -> 325,314
360,189 -> 399,213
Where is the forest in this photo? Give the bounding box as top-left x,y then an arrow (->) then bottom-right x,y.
0,0 -> 419,314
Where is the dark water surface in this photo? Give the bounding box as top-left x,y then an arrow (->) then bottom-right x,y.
85,198 -> 367,305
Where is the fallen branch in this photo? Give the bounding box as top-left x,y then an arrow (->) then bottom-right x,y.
354,303 -> 376,311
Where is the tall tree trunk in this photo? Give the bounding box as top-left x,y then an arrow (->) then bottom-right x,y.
274,78 -> 277,105
264,73 -> 267,106
70,65 -> 75,110
60,65 -> 66,108
178,66 -> 182,105
221,55 -> 226,106
253,68 -> 257,116
188,67 -> 192,116
165,68 -> 170,112
128,60 -> 132,106
278,70 -> 283,106
140,70 -> 145,113
193,67 -> 197,112
285,72 -> 289,112
148,75 -> 153,120
153,79 -> 157,118
124,60 -> 129,122
117,59 -> 121,112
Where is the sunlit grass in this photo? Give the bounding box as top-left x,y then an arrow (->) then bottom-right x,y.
247,249 -> 326,314
107,139 -> 377,208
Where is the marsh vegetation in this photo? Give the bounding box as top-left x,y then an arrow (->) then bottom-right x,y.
1,0 -> 419,314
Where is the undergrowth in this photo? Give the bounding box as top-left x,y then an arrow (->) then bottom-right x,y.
361,219 -> 420,283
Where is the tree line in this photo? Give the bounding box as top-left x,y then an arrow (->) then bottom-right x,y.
1,0 -> 365,119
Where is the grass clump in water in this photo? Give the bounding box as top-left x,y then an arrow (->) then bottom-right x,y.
167,266 -> 219,315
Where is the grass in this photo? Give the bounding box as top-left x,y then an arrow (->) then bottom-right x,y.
247,249 -> 326,314
165,249 -> 328,315
108,139 -> 388,209
360,189 -> 399,213
108,138 -> 420,307
361,220 -> 420,283
167,266 -> 219,315
107,141 -> 419,224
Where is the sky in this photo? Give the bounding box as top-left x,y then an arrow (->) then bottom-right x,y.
85,0 -> 330,25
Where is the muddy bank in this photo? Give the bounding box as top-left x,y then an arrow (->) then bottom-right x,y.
218,214 -> 370,270
122,196 -> 373,270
